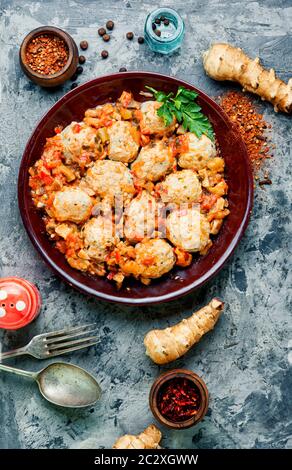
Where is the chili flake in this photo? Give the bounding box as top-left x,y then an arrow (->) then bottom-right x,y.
25,34 -> 69,75
157,378 -> 201,422
219,91 -> 273,177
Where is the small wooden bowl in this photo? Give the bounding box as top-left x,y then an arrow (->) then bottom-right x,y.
149,369 -> 209,429
19,26 -> 78,87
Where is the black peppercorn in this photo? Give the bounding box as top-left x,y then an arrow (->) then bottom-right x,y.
70,72 -> 78,81
152,22 -> 156,30
78,55 -> 86,64
76,66 -> 83,75
98,27 -> 106,36
80,40 -> 88,50
126,32 -> 134,40
106,20 -> 114,30
71,82 -> 78,89
119,67 -> 127,72
160,16 -> 165,21
103,34 -> 110,42
155,18 -> 161,25
138,36 -> 144,44
164,18 -> 170,26
101,50 -> 109,59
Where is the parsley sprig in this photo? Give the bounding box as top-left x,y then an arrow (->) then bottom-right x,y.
145,85 -> 214,141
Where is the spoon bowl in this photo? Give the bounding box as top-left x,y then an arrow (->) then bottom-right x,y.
0,361 -> 101,408
37,362 -> 101,408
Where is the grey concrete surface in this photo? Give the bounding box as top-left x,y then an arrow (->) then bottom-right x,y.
0,0 -> 291,450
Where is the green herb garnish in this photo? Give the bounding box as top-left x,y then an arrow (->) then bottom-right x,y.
145,85 -> 214,141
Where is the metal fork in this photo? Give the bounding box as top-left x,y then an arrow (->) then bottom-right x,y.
0,324 -> 98,360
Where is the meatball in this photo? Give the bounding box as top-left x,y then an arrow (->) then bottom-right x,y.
139,101 -> 176,135
166,207 -> 211,253
131,139 -> 174,182
108,121 -> 139,163
82,216 -> 118,262
52,188 -> 93,223
124,191 -> 162,243
121,239 -> 175,280
60,122 -> 99,163
158,169 -> 202,205
178,133 -> 216,171
82,160 -> 135,205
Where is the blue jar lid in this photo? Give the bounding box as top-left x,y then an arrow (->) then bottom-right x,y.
144,8 -> 185,55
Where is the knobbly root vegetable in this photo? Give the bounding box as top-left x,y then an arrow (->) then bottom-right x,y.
203,43 -> 292,113
113,424 -> 162,449
144,298 -> 224,365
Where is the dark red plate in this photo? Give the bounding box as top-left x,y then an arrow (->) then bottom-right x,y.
18,72 -> 253,305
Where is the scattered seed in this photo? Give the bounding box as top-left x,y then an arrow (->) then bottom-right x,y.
70,72 -> 78,81
98,27 -> 106,37
164,18 -> 170,26
106,20 -> 114,30
259,178 -> 272,186
71,82 -> 78,89
152,23 -> 156,30
80,40 -> 88,50
138,36 -> 144,44
155,18 -> 161,25
76,65 -> 83,74
78,55 -> 86,64
155,29 -> 161,37
160,15 -> 165,21
103,34 -> 110,42
126,32 -> 134,40
119,67 -> 127,72
101,50 -> 109,59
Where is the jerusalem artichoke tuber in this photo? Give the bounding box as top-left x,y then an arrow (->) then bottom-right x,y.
203,43 -> 292,113
113,424 -> 162,449
144,298 -> 224,365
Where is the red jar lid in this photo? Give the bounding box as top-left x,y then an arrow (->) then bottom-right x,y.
0,277 -> 41,330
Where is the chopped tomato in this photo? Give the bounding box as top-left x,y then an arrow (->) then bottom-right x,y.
174,247 -> 192,267
73,123 -> 82,133
54,126 -> 63,134
29,175 -> 39,189
142,256 -> 155,266
200,193 -> 218,211
39,171 -> 53,186
171,135 -> 189,157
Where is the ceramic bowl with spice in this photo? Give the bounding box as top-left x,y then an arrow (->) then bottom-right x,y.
149,369 -> 209,429
19,26 -> 79,87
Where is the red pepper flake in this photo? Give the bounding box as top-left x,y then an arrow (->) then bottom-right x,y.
157,378 -> 201,422
219,91 -> 273,179
25,34 -> 69,76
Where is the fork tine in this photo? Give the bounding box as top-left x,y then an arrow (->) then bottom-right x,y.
45,328 -> 98,345
43,323 -> 97,340
46,340 -> 98,357
47,335 -> 99,352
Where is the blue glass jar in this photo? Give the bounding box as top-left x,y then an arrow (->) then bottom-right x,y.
144,7 -> 185,54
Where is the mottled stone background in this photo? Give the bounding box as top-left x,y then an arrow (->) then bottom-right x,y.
0,0 -> 291,449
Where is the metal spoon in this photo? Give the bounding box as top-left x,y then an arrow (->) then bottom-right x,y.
0,362 -> 101,408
